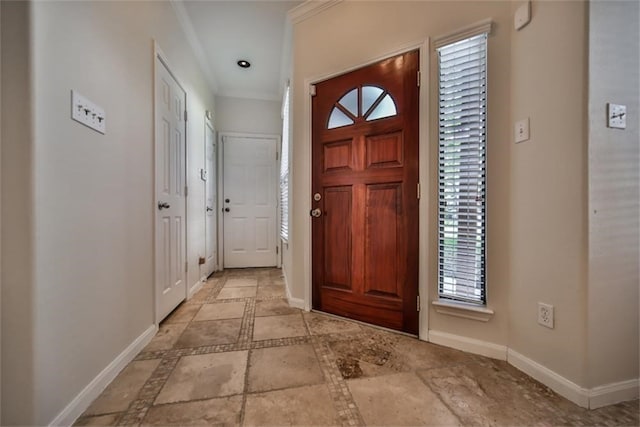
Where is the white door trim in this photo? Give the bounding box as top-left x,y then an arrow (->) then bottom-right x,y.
204,115 -> 218,275
153,42 -> 189,325
301,39 -> 431,339
218,132 -> 281,270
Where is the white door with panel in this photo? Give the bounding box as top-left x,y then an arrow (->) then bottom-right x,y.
223,135 -> 278,268
205,121 -> 218,276
155,56 -> 187,321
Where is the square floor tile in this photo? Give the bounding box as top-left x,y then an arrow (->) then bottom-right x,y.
255,299 -> 299,317
243,384 -> 340,426
256,284 -> 286,299
164,303 -> 201,324
155,351 -> 248,404
193,302 -> 245,321
253,314 -> 307,341
85,359 -> 160,415
142,395 -> 242,426
144,322 -> 188,352
248,344 -> 324,392
217,287 -> 257,299
174,319 -> 242,348
224,277 -> 258,287
348,372 -> 460,426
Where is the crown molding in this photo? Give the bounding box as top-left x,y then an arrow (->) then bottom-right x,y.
169,0 -> 219,94
287,0 -> 342,25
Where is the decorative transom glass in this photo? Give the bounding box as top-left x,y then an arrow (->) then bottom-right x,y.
328,86 -> 397,129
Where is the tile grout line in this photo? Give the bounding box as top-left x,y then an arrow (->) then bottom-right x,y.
302,314 -> 365,426
237,284 -> 258,426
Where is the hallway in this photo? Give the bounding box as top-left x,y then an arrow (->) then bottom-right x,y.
76,268 -> 639,426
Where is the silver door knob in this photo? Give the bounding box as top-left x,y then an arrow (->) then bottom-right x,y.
158,202 -> 170,210
310,208 -> 322,218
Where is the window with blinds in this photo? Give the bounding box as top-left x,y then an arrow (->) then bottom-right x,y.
437,33 -> 487,305
280,85 -> 290,241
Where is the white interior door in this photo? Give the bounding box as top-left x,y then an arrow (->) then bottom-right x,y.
223,135 -> 278,268
205,121 -> 217,275
155,56 -> 187,321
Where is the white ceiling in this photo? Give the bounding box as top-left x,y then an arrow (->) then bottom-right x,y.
179,0 -> 303,101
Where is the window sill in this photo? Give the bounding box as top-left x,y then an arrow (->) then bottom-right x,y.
432,300 -> 494,322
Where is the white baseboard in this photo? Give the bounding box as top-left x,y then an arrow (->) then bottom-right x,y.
507,348 -> 590,408
588,378 -> 639,409
428,330 -> 507,360
49,324 -> 158,427
187,279 -> 204,299
282,271 -> 306,310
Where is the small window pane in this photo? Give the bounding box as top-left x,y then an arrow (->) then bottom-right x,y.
366,94 -> 397,121
338,89 -> 358,117
328,107 -> 354,129
362,86 -> 383,115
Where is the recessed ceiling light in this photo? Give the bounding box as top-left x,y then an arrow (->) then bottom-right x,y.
237,60 -> 251,69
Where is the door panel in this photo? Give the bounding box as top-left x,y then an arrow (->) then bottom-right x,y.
223,136 -> 278,268
155,57 -> 187,321
312,51 -> 420,334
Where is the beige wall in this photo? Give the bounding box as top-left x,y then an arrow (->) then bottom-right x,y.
215,95 -> 282,135
290,1 -> 512,346
1,2 -> 36,422
509,0 -> 589,386
587,0 -> 639,388
2,1 -> 215,424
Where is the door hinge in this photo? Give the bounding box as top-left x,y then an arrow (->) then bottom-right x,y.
185,186 -> 188,197
185,261 -> 188,272
184,110 -> 188,121
417,71 -> 421,88
276,246 -> 279,254
417,182 -> 421,200
417,295 -> 421,311
309,84 -> 316,96
276,151 -> 279,161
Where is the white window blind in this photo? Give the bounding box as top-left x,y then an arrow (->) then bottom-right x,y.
437,33 -> 487,305
280,85 -> 290,241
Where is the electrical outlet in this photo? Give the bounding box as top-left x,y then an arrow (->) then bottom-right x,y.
538,302 -> 554,329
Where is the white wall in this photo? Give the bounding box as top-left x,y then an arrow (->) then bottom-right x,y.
587,0 -> 639,389
1,1 -> 215,424
215,95 -> 282,135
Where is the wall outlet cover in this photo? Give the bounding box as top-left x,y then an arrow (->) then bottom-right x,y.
538,302 -> 554,329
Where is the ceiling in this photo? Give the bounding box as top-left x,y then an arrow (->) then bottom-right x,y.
177,0 -> 303,102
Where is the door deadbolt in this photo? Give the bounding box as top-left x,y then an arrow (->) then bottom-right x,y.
225,198 -> 230,203
310,208 -> 322,218
313,193 -> 322,201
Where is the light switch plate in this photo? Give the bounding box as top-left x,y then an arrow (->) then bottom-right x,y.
607,103 -> 626,129
514,1 -> 531,31
71,90 -> 106,134
515,117 -> 530,143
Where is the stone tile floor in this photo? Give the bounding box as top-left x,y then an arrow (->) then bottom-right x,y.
76,268 -> 639,426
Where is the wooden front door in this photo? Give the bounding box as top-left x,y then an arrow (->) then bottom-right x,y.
311,51 -> 420,334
